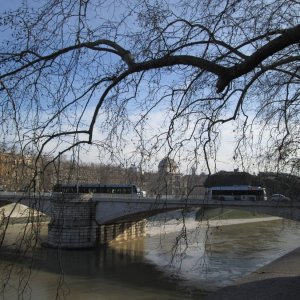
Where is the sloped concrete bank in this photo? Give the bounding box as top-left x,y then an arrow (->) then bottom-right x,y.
205,246 -> 300,300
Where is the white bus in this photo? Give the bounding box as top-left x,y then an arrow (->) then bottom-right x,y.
207,185 -> 267,201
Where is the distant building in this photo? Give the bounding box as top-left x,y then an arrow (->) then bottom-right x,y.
156,157 -> 183,196
183,173 -> 207,197
0,152 -> 34,191
158,157 -> 179,174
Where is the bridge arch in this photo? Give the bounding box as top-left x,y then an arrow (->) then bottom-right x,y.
0,192 -> 52,216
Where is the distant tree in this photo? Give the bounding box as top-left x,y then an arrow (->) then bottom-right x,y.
205,171 -> 300,201
258,172 -> 300,200
204,171 -> 259,187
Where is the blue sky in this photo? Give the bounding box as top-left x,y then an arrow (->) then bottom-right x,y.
0,0 -> 268,175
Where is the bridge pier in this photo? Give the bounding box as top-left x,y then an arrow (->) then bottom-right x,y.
97,220 -> 146,245
47,194 -> 97,249
47,194 -> 146,248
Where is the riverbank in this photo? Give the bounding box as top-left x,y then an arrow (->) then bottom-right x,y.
205,246 -> 300,299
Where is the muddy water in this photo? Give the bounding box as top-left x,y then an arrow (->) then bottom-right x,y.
1,214 -> 300,299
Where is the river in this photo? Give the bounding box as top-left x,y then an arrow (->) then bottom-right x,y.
1,211 -> 300,299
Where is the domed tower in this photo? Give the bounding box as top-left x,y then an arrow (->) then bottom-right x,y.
157,157 -> 182,196
158,157 -> 178,174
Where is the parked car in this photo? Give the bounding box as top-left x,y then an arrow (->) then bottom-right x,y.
271,194 -> 291,201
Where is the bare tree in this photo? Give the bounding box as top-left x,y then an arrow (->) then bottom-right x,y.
0,0 -> 298,174
0,0 -> 299,297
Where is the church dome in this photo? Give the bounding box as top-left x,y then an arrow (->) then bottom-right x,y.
158,157 -> 178,174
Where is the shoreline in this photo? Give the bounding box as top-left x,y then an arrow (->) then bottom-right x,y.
205,242 -> 300,299
146,216 -> 282,235
197,216 -> 282,227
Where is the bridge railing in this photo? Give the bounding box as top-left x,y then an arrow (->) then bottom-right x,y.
0,191 -> 52,197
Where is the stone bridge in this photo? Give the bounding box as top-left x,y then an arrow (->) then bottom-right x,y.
92,195 -> 300,223
1,192 -> 300,248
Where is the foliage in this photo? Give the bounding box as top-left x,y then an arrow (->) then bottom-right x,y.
258,172 -> 300,200
205,170 -> 300,200
204,171 -> 259,187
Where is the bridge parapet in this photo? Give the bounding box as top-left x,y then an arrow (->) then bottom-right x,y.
92,196 -> 300,224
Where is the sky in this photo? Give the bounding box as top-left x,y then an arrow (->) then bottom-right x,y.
0,0 -> 264,175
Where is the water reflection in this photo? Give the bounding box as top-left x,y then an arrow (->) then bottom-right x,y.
1,216 -> 300,299
0,224 -> 205,299
145,217 -> 300,291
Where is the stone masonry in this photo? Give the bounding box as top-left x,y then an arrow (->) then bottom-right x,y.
47,194 -> 97,248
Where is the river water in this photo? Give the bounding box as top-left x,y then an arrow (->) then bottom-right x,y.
1,211 -> 300,299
